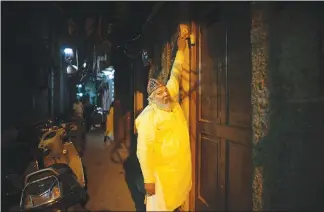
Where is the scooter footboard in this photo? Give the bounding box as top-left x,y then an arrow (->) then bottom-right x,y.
64,142 -> 86,187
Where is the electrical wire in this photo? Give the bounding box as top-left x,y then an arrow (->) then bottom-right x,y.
119,25 -> 152,59
116,2 -> 165,59
116,20 -> 152,49
116,33 -> 142,49
123,49 -> 142,59
116,2 -> 165,49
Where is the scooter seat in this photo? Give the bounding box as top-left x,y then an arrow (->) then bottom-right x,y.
49,163 -> 74,176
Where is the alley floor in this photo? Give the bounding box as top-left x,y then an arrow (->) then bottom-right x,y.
83,129 -> 135,211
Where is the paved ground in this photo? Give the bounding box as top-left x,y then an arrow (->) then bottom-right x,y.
83,129 -> 135,211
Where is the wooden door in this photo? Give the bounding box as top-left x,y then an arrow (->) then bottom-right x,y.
194,3 -> 253,211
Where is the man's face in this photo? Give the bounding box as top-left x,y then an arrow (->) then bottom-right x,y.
153,86 -> 171,105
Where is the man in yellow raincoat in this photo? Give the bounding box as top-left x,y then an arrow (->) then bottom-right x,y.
135,36 -> 192,211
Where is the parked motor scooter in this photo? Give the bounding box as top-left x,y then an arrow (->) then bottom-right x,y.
19,123 -> 88,212
2,124 -> 42,212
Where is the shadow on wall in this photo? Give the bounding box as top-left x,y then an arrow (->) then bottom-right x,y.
254,3 -> 324,211
146,7 -> 181,83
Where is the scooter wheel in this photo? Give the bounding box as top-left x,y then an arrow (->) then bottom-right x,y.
80,190 -> 89,207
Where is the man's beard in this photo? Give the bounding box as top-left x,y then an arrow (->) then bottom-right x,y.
155,99 -> 174,112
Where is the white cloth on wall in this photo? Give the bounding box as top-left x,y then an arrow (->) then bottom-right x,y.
102,90 -> 109,111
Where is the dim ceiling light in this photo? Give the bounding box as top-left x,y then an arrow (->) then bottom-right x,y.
64,48 -> 73,55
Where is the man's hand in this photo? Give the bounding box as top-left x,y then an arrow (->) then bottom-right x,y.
144,183 -> 155,196
178,24 -> 188,51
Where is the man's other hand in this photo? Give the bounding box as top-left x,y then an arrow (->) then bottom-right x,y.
144,183 -> 155,196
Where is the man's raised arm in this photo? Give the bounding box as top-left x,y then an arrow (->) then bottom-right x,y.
166,28 -> 187,101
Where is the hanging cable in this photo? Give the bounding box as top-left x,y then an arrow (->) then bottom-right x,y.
116,33 -> 142,49
122,43 -> 143,60
115,2 -> 167,60
116,2 -> 165,50
123,49 -> 142,59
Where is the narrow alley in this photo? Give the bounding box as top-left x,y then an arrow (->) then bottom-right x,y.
82,129 -> 134,211
2,2 -> 324,212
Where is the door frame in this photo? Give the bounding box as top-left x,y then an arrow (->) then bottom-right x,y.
189,20 -> 199,211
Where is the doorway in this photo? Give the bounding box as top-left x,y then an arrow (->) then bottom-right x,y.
192,3 -> 253,211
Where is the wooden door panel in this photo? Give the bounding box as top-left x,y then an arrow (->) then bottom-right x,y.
197,123 -> 250,142
194,3 -> 252,211
196,134 -> 219,211
199,18 -> 226,123
224,4 -> 253,210
226,140 -> 252,211
196,16 -> 227,211
226,3 -> 252,128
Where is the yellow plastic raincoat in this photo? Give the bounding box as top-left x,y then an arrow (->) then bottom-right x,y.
105,107 -> 114,138
135,50 -> 192,211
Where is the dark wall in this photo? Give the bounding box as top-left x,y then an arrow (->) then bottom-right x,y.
141,2 -> 182,82
255,3 -> 324,210
113,49 -> 131,114
1,2 -> 63,129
